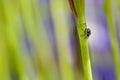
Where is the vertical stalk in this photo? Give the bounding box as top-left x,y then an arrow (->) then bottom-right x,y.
0,0 -> 28,80
69,0 -> 93,80
19,0 -> 58,79
50,0 -> 75,80
0,13 -> 10,80
76,2 -> 92,80
104,0 -> 120,80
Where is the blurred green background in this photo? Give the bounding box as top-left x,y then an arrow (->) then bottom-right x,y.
0,0 -> 120,80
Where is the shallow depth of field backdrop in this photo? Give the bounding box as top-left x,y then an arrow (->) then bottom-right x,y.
0,0 -> 120,80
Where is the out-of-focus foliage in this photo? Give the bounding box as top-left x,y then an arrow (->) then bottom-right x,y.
0,0 -> 120,80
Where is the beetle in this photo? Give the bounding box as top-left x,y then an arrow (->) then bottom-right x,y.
85,28 -> 91,38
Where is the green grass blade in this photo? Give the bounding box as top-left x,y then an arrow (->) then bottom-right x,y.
50,0 -> 75,80
104,0 -> 120,80
73,0 -> 93,80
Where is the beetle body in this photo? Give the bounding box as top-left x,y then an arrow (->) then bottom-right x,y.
85,28 -> 91,38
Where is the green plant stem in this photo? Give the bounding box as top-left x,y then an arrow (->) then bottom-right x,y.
50,0 -> 75,80
104,0 -> 120,80
76,23 -> 92,80
0,0 -> 31,80
74,0 -> 92,80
